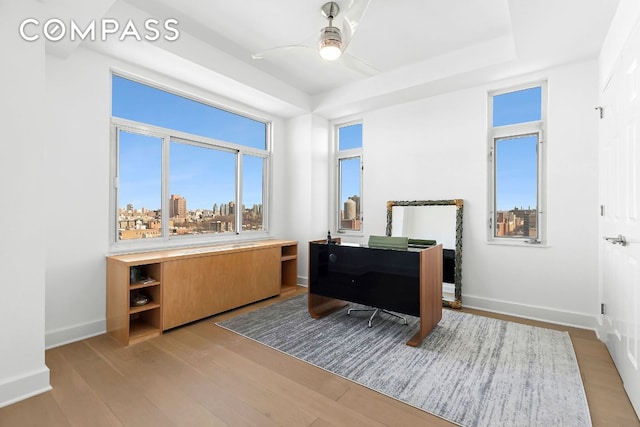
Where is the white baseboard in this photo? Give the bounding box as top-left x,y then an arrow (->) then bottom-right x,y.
45,319 -> 106,349
462,294 -> 598,331
297,278 -> 596,330
0,366 -> 51,409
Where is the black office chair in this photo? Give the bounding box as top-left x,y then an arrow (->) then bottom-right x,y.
347,235 -> 411,328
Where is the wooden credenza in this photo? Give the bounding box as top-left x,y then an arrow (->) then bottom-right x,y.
106,240 -> 298,346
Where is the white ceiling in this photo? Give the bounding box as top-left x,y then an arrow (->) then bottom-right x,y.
43,0 -> 620,118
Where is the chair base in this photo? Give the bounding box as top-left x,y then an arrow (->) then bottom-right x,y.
347,307 -> 408,328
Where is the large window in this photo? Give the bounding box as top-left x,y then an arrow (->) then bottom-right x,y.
111,75 -> 270,247
489,83 -> 546,243
336,122 -> 363,232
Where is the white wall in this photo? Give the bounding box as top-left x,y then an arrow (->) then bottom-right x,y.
0,0 -> 51,407
281,115 -> 330,283
349,60 -> 600,328
44,49 -> 112,348
599,0 -> 640,89
42,45 -> 289,348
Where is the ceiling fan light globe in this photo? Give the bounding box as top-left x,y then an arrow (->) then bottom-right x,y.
319,42 -> 342,61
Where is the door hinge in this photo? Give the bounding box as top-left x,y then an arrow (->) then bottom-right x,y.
601,303 -> 606,315
600,205 -> 605,216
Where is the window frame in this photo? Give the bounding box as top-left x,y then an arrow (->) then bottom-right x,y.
488,82 -> 547,245
334,120 -> 364,235
110,90 -> 272,253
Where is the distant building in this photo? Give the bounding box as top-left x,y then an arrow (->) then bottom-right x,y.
344,198 -> 356,220
169,194 -> 187,219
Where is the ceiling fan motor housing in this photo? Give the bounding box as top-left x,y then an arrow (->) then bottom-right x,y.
320,26 -> 342,44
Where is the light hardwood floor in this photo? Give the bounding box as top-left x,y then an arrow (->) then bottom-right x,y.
1,286 -> 638,427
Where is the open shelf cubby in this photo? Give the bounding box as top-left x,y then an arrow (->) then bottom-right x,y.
280,242 -> 298,293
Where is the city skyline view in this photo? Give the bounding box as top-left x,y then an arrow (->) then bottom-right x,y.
112,75 -> 267,239
113,76 -> 540,240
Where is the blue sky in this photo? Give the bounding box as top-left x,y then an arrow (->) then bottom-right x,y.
113,76 -> 540,213
339,124 -> 362,205
493,86 -> 541,211
495,134 -> 537,211
113,75 -> 265,210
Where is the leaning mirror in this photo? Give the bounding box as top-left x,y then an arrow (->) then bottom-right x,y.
386,199 -> 464,308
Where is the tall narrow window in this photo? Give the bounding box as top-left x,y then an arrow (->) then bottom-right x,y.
489,84 -> 545,243
336,122 -> 363,232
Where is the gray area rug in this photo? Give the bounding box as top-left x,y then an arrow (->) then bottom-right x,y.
216,295 -> 591,426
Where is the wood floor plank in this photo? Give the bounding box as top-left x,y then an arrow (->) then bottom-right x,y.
336,386 -> 454,427
85,335 -> 229,427
55,341 -> 176,427
96,332 -> 281,427
1,287 -> 638,427
163,330 -> 318,426
162,325 -> 387,427
309,418 -> 339,427
45,347 -> 125,427
192,320 -> 351,400
0,389 -> 71,427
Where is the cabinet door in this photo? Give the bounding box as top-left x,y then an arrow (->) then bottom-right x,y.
162,247 -> 280,329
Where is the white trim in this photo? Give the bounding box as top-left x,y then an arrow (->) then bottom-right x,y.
111,68 -> 276,126
45,319 -> 106,349
487,82 -> 548,245
109,72 -> 273,253
334,120 -> 364,235
486,240 -> 550,248
463,294 -> 598,331
110,118 -> 272,253
0,367 -> 51,409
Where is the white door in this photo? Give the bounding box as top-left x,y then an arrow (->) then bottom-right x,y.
599,21 -> 640,417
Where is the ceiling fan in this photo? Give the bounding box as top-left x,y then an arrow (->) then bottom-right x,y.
251,0 -> 377,76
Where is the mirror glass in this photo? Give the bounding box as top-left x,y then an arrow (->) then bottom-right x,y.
386,200 -> 463,308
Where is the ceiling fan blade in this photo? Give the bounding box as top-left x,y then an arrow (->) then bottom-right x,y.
252,45 -> 311,60
341,0 -> 372,49
337,52 -> 379,76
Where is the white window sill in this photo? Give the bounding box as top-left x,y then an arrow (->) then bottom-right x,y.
486,239 -> 549,248
336,230 -> 364,237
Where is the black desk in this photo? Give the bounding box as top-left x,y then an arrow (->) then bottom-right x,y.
308,241 -> 443,346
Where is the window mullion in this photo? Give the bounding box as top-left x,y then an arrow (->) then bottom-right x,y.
162,134 -> 171,240
236,151 -> 242,234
